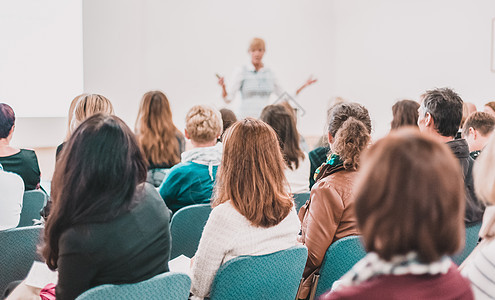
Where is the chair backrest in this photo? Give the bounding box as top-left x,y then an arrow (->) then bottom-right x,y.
0,225 -> 44,292
169,203 -> 212,259
75,272 -> 191,300
209,245 -> 308,300
315,235 -> 367,298
293,192 -> 310,212
18,190 -> 47,227
451,222 -> 482,266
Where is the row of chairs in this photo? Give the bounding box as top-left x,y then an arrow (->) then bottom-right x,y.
17,190 -> 47,228
1,199 -> 481,299
310,222 -> 482,299
169,203 -> 482,299
168,192 -> 310,260
75,246 -> 308,300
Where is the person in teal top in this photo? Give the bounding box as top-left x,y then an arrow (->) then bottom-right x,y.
159,105 -> 223,214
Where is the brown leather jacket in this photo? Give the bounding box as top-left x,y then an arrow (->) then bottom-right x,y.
297,169 -> 360,298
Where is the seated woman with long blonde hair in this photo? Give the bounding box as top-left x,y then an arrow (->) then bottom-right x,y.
190,118 -> 300,299
56,94 -> 114,159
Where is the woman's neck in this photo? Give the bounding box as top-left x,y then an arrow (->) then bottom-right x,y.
191,140 -> 217,148
252,61 -> 263,71
0,139 -> 19,156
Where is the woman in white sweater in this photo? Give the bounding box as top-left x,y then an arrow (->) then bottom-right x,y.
462,132 -> 495,299
190,118 -> 301,299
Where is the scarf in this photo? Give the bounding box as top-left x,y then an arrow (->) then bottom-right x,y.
313,153 -> 345,182
334,252 -> 452,291
181,142 -> 223,180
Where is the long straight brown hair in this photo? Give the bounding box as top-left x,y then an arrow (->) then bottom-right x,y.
135,91 -> 182,167
260,104 -> 304,170
213,118 -> 293,227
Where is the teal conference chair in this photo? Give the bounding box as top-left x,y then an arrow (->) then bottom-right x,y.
293,192 -> 311,212
209,245 -> 308,300
18,190 -> 47,227
75,272 -> 191,300
451,222 -> 482,266
0,225 -> 44,292
170,203 -> 212,259
313,235 -> 367,299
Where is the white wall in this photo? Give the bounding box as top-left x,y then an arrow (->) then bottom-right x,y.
1,0 -> 82,159
83,0 -> 336,136
0,0 -> 83,117
331,0 -> 495,138
83,0 -> 495,139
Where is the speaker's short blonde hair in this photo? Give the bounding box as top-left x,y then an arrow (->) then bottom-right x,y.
186,105 -> 222,143
248,37 -> 265,52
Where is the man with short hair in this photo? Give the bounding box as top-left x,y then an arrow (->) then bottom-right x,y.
461,111 -> 495,159
418,87 -> 485,223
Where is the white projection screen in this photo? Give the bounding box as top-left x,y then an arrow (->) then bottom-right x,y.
0,0 -> 83,117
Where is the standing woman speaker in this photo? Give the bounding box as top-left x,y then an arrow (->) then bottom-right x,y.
217,37 -> 317,119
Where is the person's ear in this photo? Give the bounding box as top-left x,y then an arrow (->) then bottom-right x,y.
424,112 -> 433,128
184,129 -> 190,140
469,127 -> 477,140
327,132 -> 334,145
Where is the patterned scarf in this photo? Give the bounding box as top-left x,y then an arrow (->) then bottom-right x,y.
333,252 -> 452,291
313,153 -> 344,182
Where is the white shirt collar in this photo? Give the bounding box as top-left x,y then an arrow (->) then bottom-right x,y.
246,62 -> 266,72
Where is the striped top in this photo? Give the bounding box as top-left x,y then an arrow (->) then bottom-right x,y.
461,239 -> 495,299
226,64 -> 284,119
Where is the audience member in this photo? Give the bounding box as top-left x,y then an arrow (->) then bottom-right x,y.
483,101 -> 495,117
457,102 -> 478,139
308,145 -> 329,190
0,163 -> 24,230
461,132 -> 495,298
219,108 -> 237,141
308,100 -> 347,189
135,91 -> 185,187
461,112 -> 495,159
417,88 -> 485,223
61,94 -> 84,148
190,118 -> 300,299
390,99 -> 420,130
297,102 -> 371,298
56,94 -> 114,158
41,114 -> 171,300
278,100 -> 309,152
462,102 -> 478,128
260,104 -> 310,193
321,129 -> 473,300
159,105 -> 222,214
0,103 -> 41,190
312,97 -> 347,149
